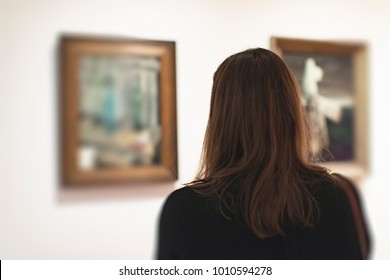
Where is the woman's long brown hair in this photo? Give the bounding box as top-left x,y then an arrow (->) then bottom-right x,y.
188,48 -> 332,238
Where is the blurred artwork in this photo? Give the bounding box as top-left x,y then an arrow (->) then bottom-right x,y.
78,55 -> 161,169
60,36 -> 177,185
284,53 -> 354,161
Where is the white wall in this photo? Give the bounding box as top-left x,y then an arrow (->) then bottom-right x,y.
1,0 -> 390,259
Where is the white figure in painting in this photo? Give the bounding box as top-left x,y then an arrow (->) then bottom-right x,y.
302,58 -> 327,155
302,57 -> 351,157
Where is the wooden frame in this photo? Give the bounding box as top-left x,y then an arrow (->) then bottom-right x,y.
271,37 -> 369,179
60,35 -> 177,185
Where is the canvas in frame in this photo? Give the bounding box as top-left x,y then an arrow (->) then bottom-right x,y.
271,37 -> 369,179
60,35 -> 178,185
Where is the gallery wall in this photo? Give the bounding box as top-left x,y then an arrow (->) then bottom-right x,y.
1,0 -> 390,259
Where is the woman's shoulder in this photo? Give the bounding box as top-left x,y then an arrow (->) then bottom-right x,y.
308,173 -> 365,220
161,186 -> 214,214
313,173 -> 358,193
164,186 -> 203,203
307,173 -> 346,194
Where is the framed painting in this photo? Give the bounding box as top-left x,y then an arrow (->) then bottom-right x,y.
60,35 -> 177,185
271,37 -> 369,178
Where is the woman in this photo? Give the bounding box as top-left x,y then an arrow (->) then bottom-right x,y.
157,48 -> 370,259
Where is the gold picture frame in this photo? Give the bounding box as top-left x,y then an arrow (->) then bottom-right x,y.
271,37 -> 369,179
60,35 -> 177,185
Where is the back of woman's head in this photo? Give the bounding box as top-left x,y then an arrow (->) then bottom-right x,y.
208,48 -> 309,172
192,48 -> 330,238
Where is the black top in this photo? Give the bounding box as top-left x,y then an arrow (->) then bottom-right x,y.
157,177 -> 370,260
